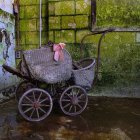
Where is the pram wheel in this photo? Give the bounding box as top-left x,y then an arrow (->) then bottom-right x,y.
18,88 -> 53,122
15,80 -> 35,102
60,86 -> 88,116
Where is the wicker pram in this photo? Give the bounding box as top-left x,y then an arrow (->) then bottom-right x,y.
20,47 -> 72,84
2,29 -> 114,122
2,46 -> 95,122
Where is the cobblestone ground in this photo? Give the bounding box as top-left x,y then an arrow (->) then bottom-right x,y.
0,97 -> 140,140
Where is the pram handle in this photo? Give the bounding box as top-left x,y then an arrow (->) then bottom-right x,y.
80,28 -> 115,85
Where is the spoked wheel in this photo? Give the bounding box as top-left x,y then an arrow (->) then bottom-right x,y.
18,88 -> 53,122
60,86 -> 88,116
15,80 -> 36,102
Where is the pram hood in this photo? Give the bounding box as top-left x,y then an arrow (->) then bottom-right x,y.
22,47 -> 72,84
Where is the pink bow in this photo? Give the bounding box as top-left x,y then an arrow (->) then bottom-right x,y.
53,43 -> 65,62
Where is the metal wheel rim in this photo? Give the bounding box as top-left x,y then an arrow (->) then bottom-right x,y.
60,86 -> 88,116
18,88 -> 53,122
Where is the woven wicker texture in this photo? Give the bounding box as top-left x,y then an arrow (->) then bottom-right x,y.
23,47 -> 72,84
72,58 -> 96,88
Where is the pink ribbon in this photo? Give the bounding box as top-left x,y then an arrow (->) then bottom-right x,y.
53,43 -> 65,62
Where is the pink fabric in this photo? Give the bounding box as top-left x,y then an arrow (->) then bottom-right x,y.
53,43 -> 65,61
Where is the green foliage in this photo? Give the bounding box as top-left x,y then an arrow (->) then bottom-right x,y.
97,0 -> 140,28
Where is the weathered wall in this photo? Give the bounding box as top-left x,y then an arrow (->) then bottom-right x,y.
18,0 -> 140,97
19,0 -> 91,48
19,0 -> 48,50
0,8 -> 18,102
48,0 -> 91,43
0,0 -> 14,14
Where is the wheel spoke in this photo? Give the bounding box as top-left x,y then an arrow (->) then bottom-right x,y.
75,89 -> 80,97
71,89 -> 75,97
40,97 -> 48,104
22,104 -> 33,106
25,96 -> 33,103
63,103 -> 71,109
36,108 -> 40,118
62,99 -> 71,102
30,108 -> 35,118
23,107 -> 33,113
68,105 -> 73,112
39,107 -> 47,114
40,104 -> 50,107
65,93 -> 72,99
78,99 -> 86,103
77,103 -> 82,110
78,94 -> 85,99
37,92 -> 42,102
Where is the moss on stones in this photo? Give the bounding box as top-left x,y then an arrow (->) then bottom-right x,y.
20,0 -> 38,5
19,32 -> 26,45
19,6 -> 25,19
25,32 -> 39,44
42,5 -> 48,17
49,3 -> 55,16
62,16 -> 76,29
49,31 -> 54,41
76,0 -> 90,14
55,1 -> 75,15
75,15 -> 89,28
55,30 -> 75,43
20,19 -> 37,31
76,30 -> 90,43
49,16 -> 60,29
25,6 -> 39,19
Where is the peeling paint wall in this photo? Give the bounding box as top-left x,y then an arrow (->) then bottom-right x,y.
0,8 -> 18,102
0,0 -> 14,14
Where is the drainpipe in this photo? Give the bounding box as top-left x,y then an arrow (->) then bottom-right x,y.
39,0 -> 42,48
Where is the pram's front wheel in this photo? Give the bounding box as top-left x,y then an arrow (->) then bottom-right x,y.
18,88 -> 53,122
60,86 -> 88,116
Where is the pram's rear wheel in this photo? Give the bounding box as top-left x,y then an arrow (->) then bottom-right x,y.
60,86 -> 88,116
15,80 -> 35,102
18,88 -> 53,122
